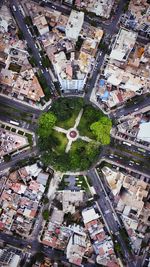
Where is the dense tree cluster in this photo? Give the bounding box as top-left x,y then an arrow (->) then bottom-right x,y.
90,116 -> 112,145
37,112 -> 57,138
51,97 -> 83,121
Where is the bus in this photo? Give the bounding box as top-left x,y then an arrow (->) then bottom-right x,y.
138,148 -> 146,153
9,120 -> 19,126
123,141 -> 131,146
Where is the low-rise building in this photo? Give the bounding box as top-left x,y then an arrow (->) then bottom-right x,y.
95,29 -> 149,111
0,126 -> 28,157
12,69 -> 44,102
33,15 -> 49,35
75,0 -> 114,19
110,28 -> 137,62
112,111 -> 150,148
0,4 -> 45,104
82,207 -> 119,266
24,2 -> 103,93
42,221 -> 71,249
102,166 -> 150,253
120,0 -> 150,37
66,225 -> 87,266
0,164 -> 48,237
0,247 -> 22,267
65,10 -> 84,41
57,190 -> 84,214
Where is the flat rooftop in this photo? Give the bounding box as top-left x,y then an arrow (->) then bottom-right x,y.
110,28 -> 137,61
65,10 -> 84,41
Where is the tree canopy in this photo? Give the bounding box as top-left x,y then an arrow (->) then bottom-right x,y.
37,112 -> 57,138
51,97 -> 83,121
90,116 -> 112,145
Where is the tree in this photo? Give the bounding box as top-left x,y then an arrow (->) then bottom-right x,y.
70,153 -> 81,170
90,116 -> 112,145
42,209 -> 49,220
4,154 -> 11,162
17,29 -> 24,40
86,141 -> 99,162
41,56 -> 51,68
43,197 -> 49,204
34,252 -> 44,263
37,112 -> 57,138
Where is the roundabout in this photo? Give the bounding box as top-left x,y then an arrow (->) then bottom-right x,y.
37,97 -> 112,172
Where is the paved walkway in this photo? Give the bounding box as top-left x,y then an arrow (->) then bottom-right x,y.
79,135 -> 93,142
74,108 -> 83,128
53,126 -> 68,134
53,108 -> 93,153
65,139 -> 72,153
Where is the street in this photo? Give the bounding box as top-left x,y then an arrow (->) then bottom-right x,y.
87,169 -> 140,267
10,0 -> 56,95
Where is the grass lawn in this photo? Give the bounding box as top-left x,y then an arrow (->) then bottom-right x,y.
51,97 -> 84,130
77,105 -> 102,139
56,110 -> 79,129
77,116 -> 94,139
51,130 -> 68,153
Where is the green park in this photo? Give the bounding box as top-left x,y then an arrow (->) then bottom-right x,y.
37,98 -> 112,171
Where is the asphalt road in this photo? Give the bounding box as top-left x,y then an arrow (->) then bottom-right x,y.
0,95 -> 41,115
103,153 -> 150,180
0,232 -> 95,266
87,169 -> 139,267
10,0 -> 56,95
0,231 -> 64,260
111,96 -> 150,118
84,51 -> 105,100
113,138 -> 150,158
0,147 -> 38,172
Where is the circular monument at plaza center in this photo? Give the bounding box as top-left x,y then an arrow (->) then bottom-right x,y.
67,128 -> 79,141
37,97 -> 112,172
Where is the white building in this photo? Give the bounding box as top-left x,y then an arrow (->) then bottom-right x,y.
110,28 -> 137,62
137,122 -> 150,143
65,10 -> 84,41
82,208 -> 100,224
0,248 -> 21,267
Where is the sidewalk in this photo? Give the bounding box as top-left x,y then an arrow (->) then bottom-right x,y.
0,93 -> 52,112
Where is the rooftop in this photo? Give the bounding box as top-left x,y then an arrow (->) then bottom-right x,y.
65,10 -> 84,41
110,28 -> 137,61
82,208 -> 100,224
33,15 -> 49,35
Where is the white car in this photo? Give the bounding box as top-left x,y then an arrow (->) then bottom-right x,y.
13,5 -> 16,11
27,29 -> 31,36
